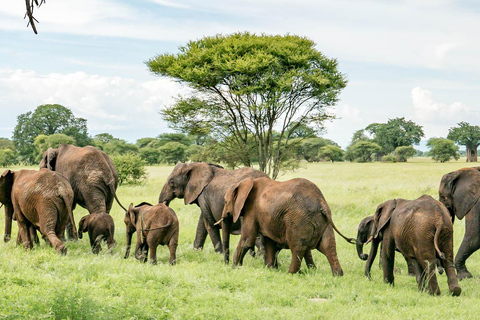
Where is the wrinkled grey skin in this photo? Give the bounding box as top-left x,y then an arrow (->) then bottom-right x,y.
365,195 -> 460,296
78,213 -> 116,254
356,215 -> 443,276
439,167 -> 480,280
0,169 -> 77,254
222,177 -> 356,275
158,162 -> 268,253
124,202 -> 179,265
39,144 -> 126,240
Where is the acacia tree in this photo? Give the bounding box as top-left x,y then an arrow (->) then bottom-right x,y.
447,122 -> 480,162
148,33 -> 347,179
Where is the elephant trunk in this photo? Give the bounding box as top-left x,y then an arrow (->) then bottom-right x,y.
357,241 -> 368,260
158,183 -> 173,206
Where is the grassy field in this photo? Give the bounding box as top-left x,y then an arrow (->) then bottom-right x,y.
1,159 -> 480,319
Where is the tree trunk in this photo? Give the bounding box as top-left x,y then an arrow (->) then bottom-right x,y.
466,145 -> 478,162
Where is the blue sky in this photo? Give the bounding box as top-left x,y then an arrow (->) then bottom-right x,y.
1,0 -> 479,149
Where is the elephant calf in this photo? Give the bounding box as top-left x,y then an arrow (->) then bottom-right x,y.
78,213 -> 116,254
124,202 -> 179,265
365,195 -> 461,296
0,169 -> 77,254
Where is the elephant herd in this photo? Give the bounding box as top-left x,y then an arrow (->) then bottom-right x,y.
1,144 -> 480,297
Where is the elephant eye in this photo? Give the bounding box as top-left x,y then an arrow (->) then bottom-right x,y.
169,179 -> 174,187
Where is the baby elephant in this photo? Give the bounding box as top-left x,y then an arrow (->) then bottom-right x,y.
78,213 -> 116,254
124,202 -> 179,265
365,195 -> 461,296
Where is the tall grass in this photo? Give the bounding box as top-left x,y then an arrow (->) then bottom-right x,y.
1,159 -> 480,319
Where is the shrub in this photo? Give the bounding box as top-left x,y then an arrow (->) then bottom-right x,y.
112,153 -> 148,185
318,145 -> 344,162
394,146 -> 416,162
427,138 -> 460,163
381,154 -> 396,163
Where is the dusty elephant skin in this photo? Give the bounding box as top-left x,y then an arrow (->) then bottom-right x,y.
39,144 -> 126,240
124,202 -> 179,265
158,162 -> 268,253
439,167 -> 480,280
0,169 -> 77,254
221,177 -> 356,275
78,213 -> 116,254
365,195 -> 461,296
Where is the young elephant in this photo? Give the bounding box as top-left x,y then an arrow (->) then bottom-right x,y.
0,169 -> 77,254
221,177 -> 355,275
365,195 -> 461,296
124,202 -> 179,265
78,213 -> 116,254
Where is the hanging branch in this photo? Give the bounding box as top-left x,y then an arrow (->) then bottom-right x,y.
24,0 -> 45,34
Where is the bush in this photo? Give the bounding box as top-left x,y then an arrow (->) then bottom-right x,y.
318,145 -> 344,162
159,142 -> 188,164
394,146 -> 416,162
112,153 -> 148,185
381,154 -> 396,162
427,138 -> 460,163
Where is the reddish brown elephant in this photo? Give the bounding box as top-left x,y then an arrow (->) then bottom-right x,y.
158,162 -> 268,253
365,195 -> 461,296
124,202 -> 179,265
39,144 -> 126,240
221,177 -> 355,275
78,213 -> 116,254
0,169 -> 77,254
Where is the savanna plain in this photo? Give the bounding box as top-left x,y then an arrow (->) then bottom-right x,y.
1,159 -> 480,319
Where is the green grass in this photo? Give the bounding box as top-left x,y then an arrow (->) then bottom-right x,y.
1,159 -> 480,319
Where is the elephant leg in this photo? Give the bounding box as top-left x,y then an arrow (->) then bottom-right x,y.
417,256 -> 440,295
193,215 -> 207,251
381,232 -> 395,285
92,236 -> 103,254
222,216 -> 232,264
442,259 -> 461,296
410,258 -> 424,289
254,234 -> 265,259
288,247 -> 307,274
29,226 -> 39,245
232,232 -> 257,267
455,212 -> 480,280
15,211 -> 33,250
44,228 -> 67,255
4,205 -> 13,242
263,237 -> 279,268
204,218 -> 222,253
405,255 -> 415,276
317,226 -> 343,276
149,243 -> 157,265
169,235 -> 178,265
304,249 -> 316,269
134,239 -> 143,261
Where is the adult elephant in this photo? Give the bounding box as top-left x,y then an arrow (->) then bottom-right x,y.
0,169 -> 77,254
158,162 -> 268,253
365,196 -> 460,296
220,177 -> 356,275
439,167 -> 480,279
39,144 -> 126,239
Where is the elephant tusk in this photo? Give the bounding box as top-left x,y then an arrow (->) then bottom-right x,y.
214,218 -> 223,226
365,235 -> 373,245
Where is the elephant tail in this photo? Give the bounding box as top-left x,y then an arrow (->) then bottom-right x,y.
109,184 -> 127,212
434,225 -> 446,260
321,202 -> 357,245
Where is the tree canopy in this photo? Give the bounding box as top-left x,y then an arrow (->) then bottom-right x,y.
149,32 -> 346,179
13,104 -> 91,163
447,122 -> 480,162
427,138 -> 460,163
366,117 -> 424,154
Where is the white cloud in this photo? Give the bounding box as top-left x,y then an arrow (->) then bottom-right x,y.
411,87 -> 470,123
341,105 -> 362,123
0,69 -> 186,138
151,0 -> 192,9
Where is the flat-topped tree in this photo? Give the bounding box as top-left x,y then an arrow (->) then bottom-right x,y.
447,122 -> 480,162
148,32 -> 347,179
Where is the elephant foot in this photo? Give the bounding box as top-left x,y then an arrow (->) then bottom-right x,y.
249,248 -> 256,257
193,245 -> 203,251
450,285 -> 462,296
4,234 -> 10,242
58,245 -> 67,255
407,272 -> 415,277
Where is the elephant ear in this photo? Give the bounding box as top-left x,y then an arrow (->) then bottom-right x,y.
451,169 -> 480,220
0,170 -> 14,203
358,215 -> 374,243
183,163 -> 214,205
40,148 -> 58,170
229,178 -> 254,223
373,200 -> 396,239
78,216 -> 89,232
128,203 -> 137,225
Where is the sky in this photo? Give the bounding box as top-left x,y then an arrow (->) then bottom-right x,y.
0,0 -> 479,150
